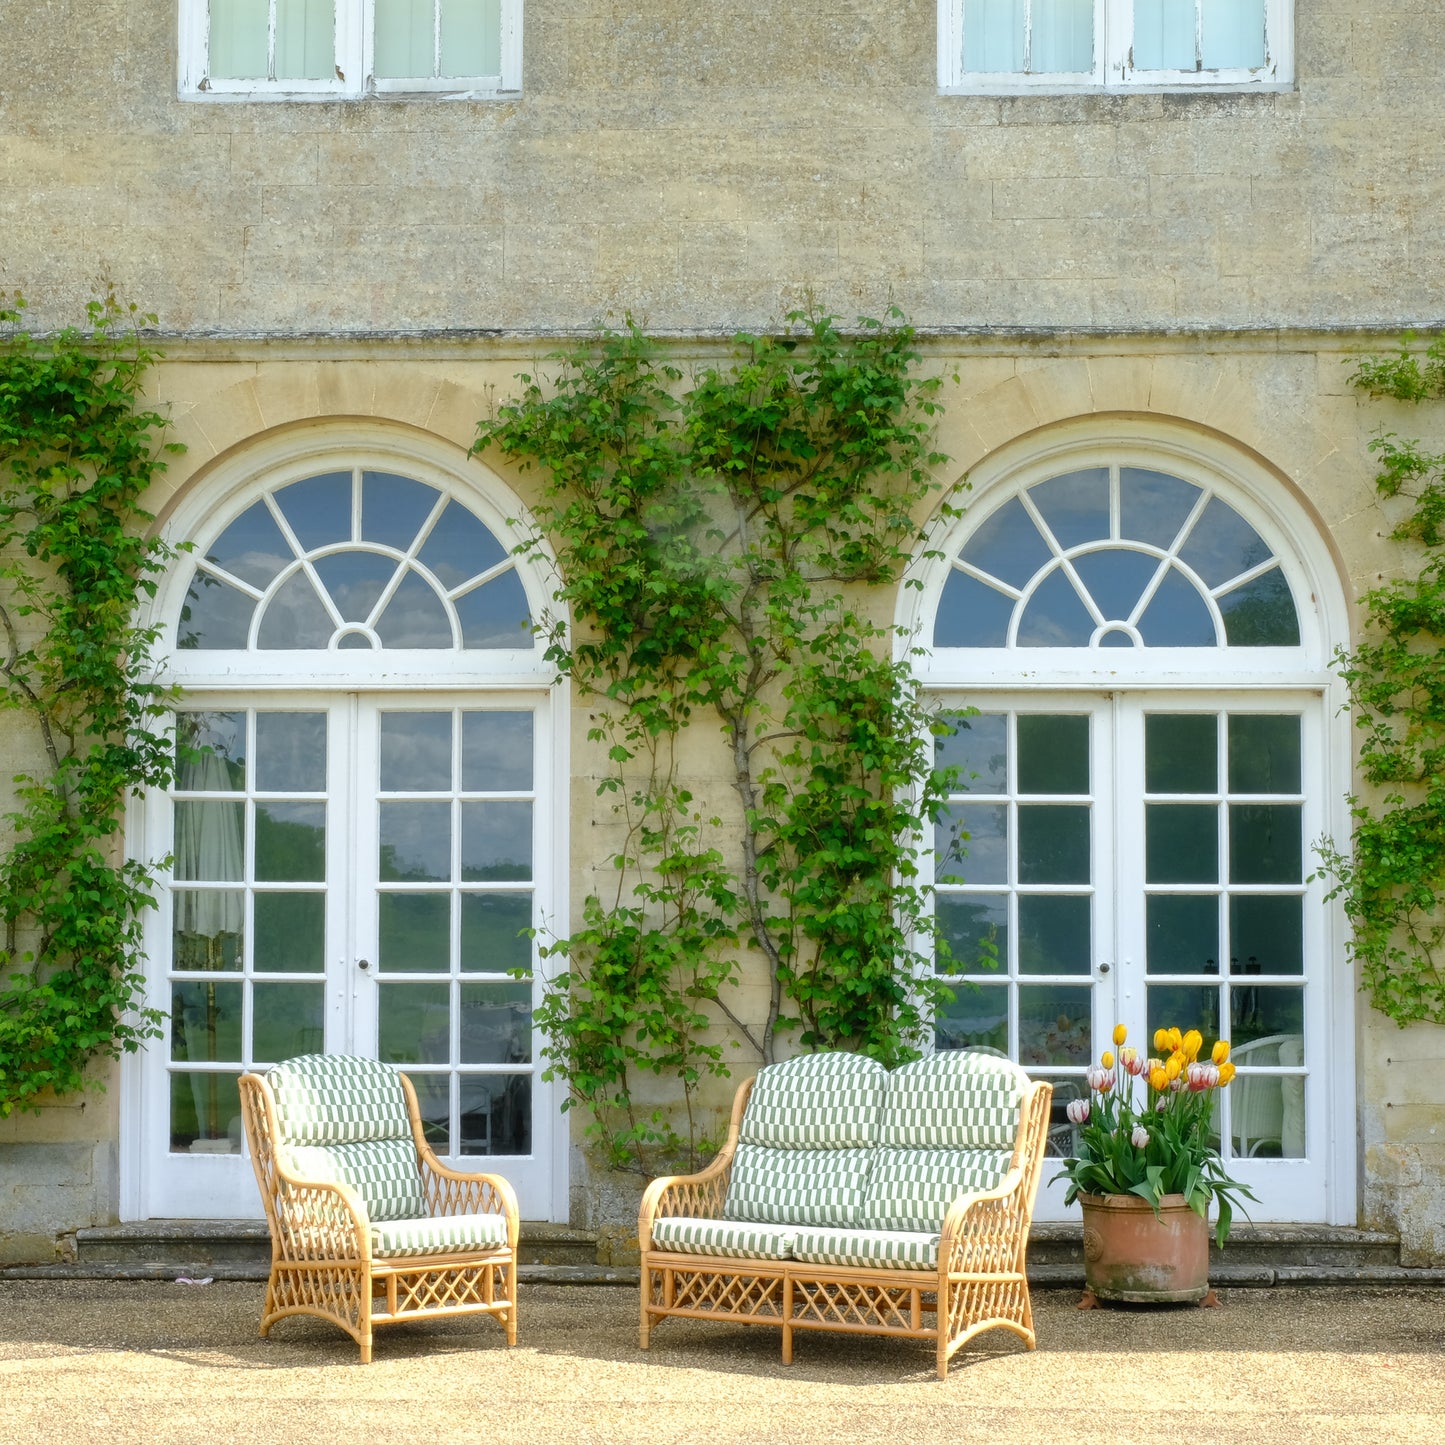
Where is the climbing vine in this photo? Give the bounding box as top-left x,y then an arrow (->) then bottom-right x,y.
0,292 -> 182,1113
477,307 -> 961,1170
1317,333 -> 1445,1025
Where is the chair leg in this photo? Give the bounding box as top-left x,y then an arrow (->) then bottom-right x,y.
639,1265 -> 653,1350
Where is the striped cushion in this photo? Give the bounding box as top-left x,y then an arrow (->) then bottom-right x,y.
287,1138 -> 427,1223
860,1146 -> 1013,1232
723,1143 -> 872,1228
268,1053 -> 412,1147
738,1052 -> 888,1150
790,1227 -> 939,1271
649,1218 -> 796,1261
372,1212 -> 509,1259
879,1050 -> 1026,1151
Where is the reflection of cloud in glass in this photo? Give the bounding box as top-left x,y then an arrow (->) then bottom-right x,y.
462,712 -> 533,792
274,472 -> 352,553
375,570 -> 454,648
959,497 -> 1052,589
381,712 -> 453,792
417,500 -> 509,588
179,573 -> 255,650
1178,498 -> 1273,589
1028,468 -> 1109,550
204,501 -> 295,588
379,801 -> 452,882
313,551 -> 402,623
1016,569 -> 1094,646
258,571 -> 334,649
461,801 -> 533,880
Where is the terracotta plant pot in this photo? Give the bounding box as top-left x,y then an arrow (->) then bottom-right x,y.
1078,1191 -> 1210,1303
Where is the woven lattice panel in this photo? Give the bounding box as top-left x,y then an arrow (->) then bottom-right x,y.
791,1278 -> 916,1334
667,1268 -> 785,1320
386,1262 -> 509,1318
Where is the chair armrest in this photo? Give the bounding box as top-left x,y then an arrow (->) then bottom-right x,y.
638,1147 -> 735,1250
270,1173 -> 371,1262
416,1145 -> 521,1248
937,1167 -> 1033,1275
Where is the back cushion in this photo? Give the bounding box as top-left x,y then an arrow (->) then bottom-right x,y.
723,1052 -> 886,1228
286,1139 -> 428,1223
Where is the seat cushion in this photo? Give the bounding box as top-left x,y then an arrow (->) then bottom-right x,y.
649,1218 -> 796,1261
371,1211 -> 510,1259
790,1227 -> 939,1272
879,1050 -> 1027,1151
723,1144 -> 873,1228
860,1145 -> 1013,1233
268,1053 -> 413,1147
287,1137 -> 427,1223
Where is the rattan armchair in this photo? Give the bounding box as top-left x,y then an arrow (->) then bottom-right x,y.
239,1053 -> 519,1363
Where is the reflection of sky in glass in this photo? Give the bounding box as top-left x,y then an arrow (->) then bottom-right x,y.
255,712 -> 327,792
380,801 -> 452,882
1119,469 -> 1201,548
462,712 -> 533,792
362,473 -> 440,550
274,472 -> 352,552
1028,469 -> 1109,549
959,497 -> 1052,588
258,571 -> 334,649
1071,549 -> 1162,624
179,574 -> 255,649
381,712 -> 453,792
312,551 -> 400,623
375,570 -> 454,648
1016,568 -> 1094,645
1178,498 -> 1272,588
455,571 -> 534,648
461,801 -> 533,880
935,712 -> 1006,791
418,500 -> 509,587
203,502 -> 292,588
935,570 -> 1013,647
936,803 -> 1008,884
1137,568 -> 1217,646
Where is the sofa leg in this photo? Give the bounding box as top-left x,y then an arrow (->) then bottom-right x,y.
781,1323 -> 793,1366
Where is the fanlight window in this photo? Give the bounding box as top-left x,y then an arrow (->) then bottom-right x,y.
178,470 -> 534,651
934,466 -> 1300,650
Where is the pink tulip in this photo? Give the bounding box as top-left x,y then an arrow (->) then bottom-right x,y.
1066,1098 -> 1090,1125
1086,1067 -> 1116,1094
1119,1046 -> 1144,1076
1131,1126 -> 1150,1148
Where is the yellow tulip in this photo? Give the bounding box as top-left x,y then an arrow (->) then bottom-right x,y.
1149,1066 -> 1169,1092
1168,1027 -> 1183,1051
1218,1061 -> 1237,1085
1165,1054 -> 1183,1082
1101,1050 -> 1115,1069
1153,1028 -> 1169,1054
1113,1023 -> 1128,1046
1183,1029 -> 1203,1061
1212,1039 -> 1231,1065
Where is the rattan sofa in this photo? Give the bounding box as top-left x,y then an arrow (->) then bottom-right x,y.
239,1053 -> 519,1363
638,1049 -> 1053,1378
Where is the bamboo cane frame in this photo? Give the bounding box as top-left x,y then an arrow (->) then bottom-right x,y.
239,1068 -> 520,1363
638,1074 -> 1053,1379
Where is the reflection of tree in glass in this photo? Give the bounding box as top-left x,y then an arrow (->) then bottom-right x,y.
255,807 -> 326,880
1217,568 -> 1300,646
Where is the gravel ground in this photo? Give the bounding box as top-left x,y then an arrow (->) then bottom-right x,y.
1,1281 -> 1443,1445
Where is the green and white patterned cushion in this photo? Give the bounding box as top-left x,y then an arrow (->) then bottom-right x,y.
267,1053 -> 413,1147
879,1049 -> 1026,1151
790,1226 -> 939,1271
371,1211 -> 509,1259
287,1138 -> 427,1223
738,1051 -> 888,1150
649,1217 -> 797,1261
723,1144 -> 873,1228
860,1145 -> 1013,1233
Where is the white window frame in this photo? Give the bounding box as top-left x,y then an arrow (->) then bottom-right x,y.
937,0 -> 1293,93
178,0 -> 523,101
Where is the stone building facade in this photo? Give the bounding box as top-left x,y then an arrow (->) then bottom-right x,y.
2,0 -> 1443,1263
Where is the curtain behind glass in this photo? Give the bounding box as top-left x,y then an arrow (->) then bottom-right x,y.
211,0 -> 334,79
1201,0 -> 1265,68
1031,0 -> 1093,72
1133,0 -> 1196,69
374,0 -> 502,78
209,0 -> 269,78
963,0 -> 1025,72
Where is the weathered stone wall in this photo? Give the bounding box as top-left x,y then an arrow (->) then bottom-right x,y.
1,3 -> 1441,335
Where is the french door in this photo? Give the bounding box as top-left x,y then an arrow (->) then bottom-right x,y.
932,690 -> 1336,1221
138,691 -> 559,1219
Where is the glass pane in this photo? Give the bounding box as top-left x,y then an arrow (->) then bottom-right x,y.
337,631 -> 374,649
1017,715 -> 1089,795
461,1074 -> 531,1155
1147,983 -> 1225,1052
1202,0 -> 1265,68
256,571 -> 335,649
1229,804 -> 1302,884
1178,497 -> 1272,588
1028,469 -> 1109,549
173,802 -> 245,882
934,570 -> 1014,648
377,981 -> 451,1065
455,571 -> 534,649
936,804 -> 1008,886
1145,714 -> 1217,793
936,893 -> 1008,973
361,473 -> 441,550
1018,985 -> 1092,1066
461,892 -> 533,974
1135,567 -> 1217,646
1218,568 -> 1301,646
440,0 -> 501,75
202,502 -> 293,588
380,801 -> 452,882
373,0 -> 435,79
1230,895 -> 1303,976
1229,1025 -> 1304,1159
172,891 -> 244,971
1119,468 -> 1202,549
381,712 -> 453,792
460,982 -> 532,1063
1146,894 -> 1219,975
169,1071 -> 242,1153
1229,715 -> 1301,794
1030,0 -> 1093,70
375,569 -> 454,648
272,472 -> 350,552
461,801 -> 533,881
1098,629 -> 1134,648
311,551 -> 401,624
462,712 -> 534,792
274,0 -> 334,80
208,0 -> 269,78
1146,803 -> 1218,883
960,496 -> 1052,588
408,1070 -> 450,1151
379,891 -> 452,973
254,892 -> 325,973
935,982 -> 1009,1053
252,982 -> 325,1062
935,712 -> 1007,792
1133,0 -> 1197,70
1072,550 -> 1163,627
1017,894 -> 1091,975
417,500 -> 509,588
1017,805 -> 1090,885
1016,568 -> 1095,647
962,0 -> 1025,71
178,572 -> 256,650
176,712 -> 246,791
255,712 -> 327,792
171,981 -> 243,1062
255,802 -> 326,882
1230,984 -> 1304,1044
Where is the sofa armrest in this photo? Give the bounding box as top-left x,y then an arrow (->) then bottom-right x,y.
937,1167 -> 1035,1275
638,1149 -> 736,1249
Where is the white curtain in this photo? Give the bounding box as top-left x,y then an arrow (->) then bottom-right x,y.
209,0 -> 334,80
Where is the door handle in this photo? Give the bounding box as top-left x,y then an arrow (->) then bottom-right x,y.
1098,962 -> 1111,975
357,958 -> 371,972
